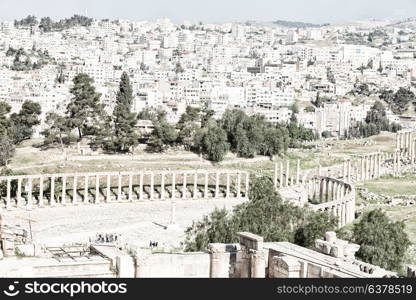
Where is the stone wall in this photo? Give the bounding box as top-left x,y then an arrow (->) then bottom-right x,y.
135,252 -> 211,278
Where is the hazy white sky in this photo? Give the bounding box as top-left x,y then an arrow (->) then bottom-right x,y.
0,0 -> 415,23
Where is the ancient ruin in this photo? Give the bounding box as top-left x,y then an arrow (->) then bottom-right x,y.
273,131 -> 416,227
1,132 -> 416,277
0,169 -> 249,210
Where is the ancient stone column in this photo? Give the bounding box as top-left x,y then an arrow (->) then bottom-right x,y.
413,139 -> 416,164
50,176 -> 55,206
209,244 -> 230,278
149,173 -> 154,200
396,133 -> 400,149
400,132 -> 404,149
95,175 -> 100,203
39,176 -> 44,207
226,172 -> 230,199
377,153 -> 382,178
360,157 -> 365,181
279,161 -> 284,188
236,172 -> 241,198
367,156 -> 372,179
215,172 -> 220,199
343,161 -> 347,180
27,177 -> 32,210
182,173 -> 187,200
250,250 -> 266,278
285,161 -> 290,187
337,205 -> 342,228
84,175 -> 89,203
325,179 -> 331,202
315,179 -> 321,201
160,172 -> 165,200
337,182 -> 342,201
331,182 -> 336,201
6,178 -> 11,210
117,174 -> 122,201
172,172 -> 176,200
61,176 -> 67,205
16,178 -> 22,207
128,174 -> 133,202
72,175 -> 78,204
274,163 -> 278,188
204,172 -> 209,199
397,151 -> 401,174
347,159 -> 352,183
296,159 -> 300,184
371,154 -> 376,178
319,178 -> 325,203
365,156 -> 369,180
106,174 -> 111,202
341,203 -> 346,227
407,132 -> 411,154
193,171 -> 198,199
245,173 -> 250,198
139,172 -> 144,200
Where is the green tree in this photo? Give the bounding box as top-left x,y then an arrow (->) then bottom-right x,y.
147,114 -> 178,152
41,112 -> 73,149
184,176 -> 337,251
0,135 -> 15,166
380,87 -> 415,114
348,101 -> 400,139
137,108 -> 156,121
109,72 -> 138,152
66,73 -> 102,140
177,106 -> 201,150
194,120 -> 229,162
0,101 -> 12,137
10,100 -> 41,143
352,209 -> 411,272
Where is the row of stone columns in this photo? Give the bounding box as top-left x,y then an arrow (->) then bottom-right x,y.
274,159 -> 301,188
0,170 -> 250,210
316,196 -> 355,228
342,159 -> 352,183
396,131 -> 413,153
306,175 -> 355,228
358,152 -> 384,181
308,177 -> 348,204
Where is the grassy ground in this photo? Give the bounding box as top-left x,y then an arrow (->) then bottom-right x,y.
361,173 -> 416,197
356,172 -> 416,266
5,132 -> 397,175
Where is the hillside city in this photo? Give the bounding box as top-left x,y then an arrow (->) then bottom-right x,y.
1,14 -> 416,280
1,16 -> 416,138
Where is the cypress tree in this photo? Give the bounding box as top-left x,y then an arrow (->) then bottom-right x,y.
112,72 -> 138,152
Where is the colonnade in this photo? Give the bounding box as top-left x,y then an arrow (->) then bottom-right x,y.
0,170 -> 250,210
273,159 -> 302,188
272,131 -> 416,228
307,176 -> 355,228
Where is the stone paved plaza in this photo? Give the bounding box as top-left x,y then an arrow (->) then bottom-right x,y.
2,198 -> 246,249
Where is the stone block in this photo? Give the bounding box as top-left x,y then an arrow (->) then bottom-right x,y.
16,244 -> 35,257
237,232 -> 263,251
325,231 -> 337,243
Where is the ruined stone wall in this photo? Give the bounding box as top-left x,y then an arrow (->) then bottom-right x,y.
135,252 -> 211,278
